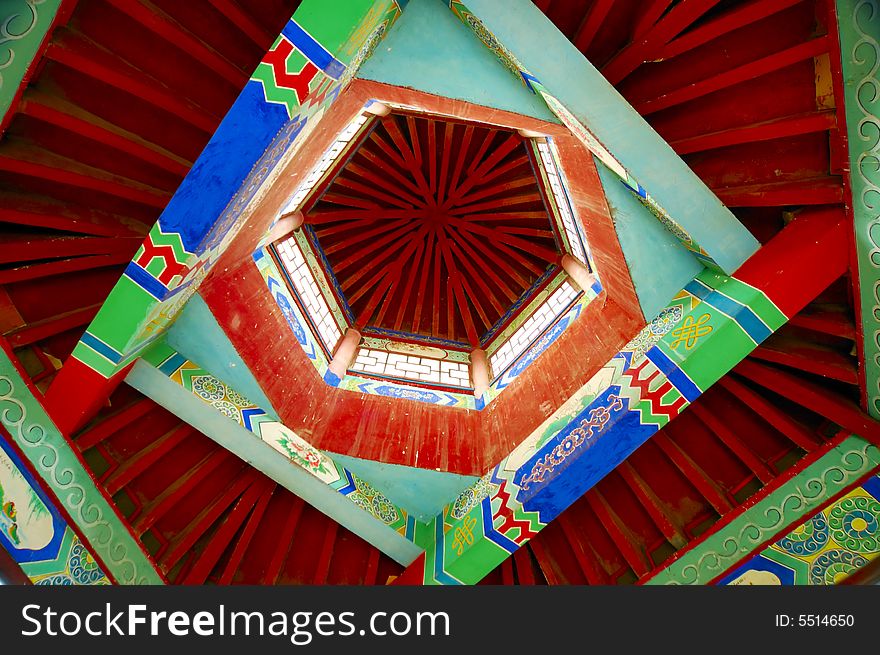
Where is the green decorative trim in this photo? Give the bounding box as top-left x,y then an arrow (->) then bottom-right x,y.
0,349 -> 165,584
645,435 -> 880,585
837,0 -> 880,417
0,0 -> 62,127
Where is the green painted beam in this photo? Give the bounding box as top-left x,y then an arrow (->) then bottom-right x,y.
0,343 -> 164,584
646,435 -> 880,585
836,0 -> 880,417
0,0 -> 63,133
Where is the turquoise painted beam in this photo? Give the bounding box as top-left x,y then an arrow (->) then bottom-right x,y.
836,0 -> 880,417
0,0 -> 65,134
125,352 -> 423,566
357,0 -> 559,123
445,0 -> 760,275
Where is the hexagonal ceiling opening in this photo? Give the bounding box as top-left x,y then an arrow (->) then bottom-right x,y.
304,111 -> 561,348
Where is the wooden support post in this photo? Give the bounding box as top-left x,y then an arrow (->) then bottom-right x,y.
471,348 -> 490,397
560,253 -> 596,292
328,328 -> 361,380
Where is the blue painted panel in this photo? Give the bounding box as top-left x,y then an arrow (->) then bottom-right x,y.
166,293 -> 279,417
515,388 -> 657,524
357,0 -> 559,123
159,81 -> 291,253
329,451 -> 478,523
596,160 -> 702,320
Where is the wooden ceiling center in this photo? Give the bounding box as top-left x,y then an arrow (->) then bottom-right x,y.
305,111 -> 561,346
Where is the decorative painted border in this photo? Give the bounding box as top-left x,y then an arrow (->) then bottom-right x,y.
837,0 -> 880,417
140,341 -> 412,538
717,468 -> 880,585
400,270 -> 788,584
0,348 -> 163,584
0,431 -> 109,585
646,435 -> 880,584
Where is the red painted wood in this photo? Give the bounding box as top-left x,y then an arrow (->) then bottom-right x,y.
652,431 -> 733,515
217,481 -> 275,584
734,360 -> 880,445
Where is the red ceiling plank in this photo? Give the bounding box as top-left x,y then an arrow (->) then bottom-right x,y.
132,449 -> 233,536
74,398 -> 156,451
160,467 -> 262,572
0,235 -> 140,265
322,218 -> 409,257
717,375 -> 820,452
671,110 -> 837,155
734,360 -> 880,445
392,236 -> 427,331
181,476 -> 275,585
344,162 -> 426,207
313,521 -> 339,585
217,482 -> 276,585
437,121 -> 455,206
104,0 -> 246,86
0,254 -> 132,285
713,176 -> 844,207
332,221 -> 415,273
585,490 -> 653,577
636,37 -> 830,115
448,224 -> 528,296
750,340 -> 860,385
601,0 -> 724,85
653,431 -> 733,516
19,90 -> 193,176
332,174 -> 418,210
788,307 -> 856,340
659,0 -> 808,60
557,512 -> 612,585
450,218 -> 557,270
265,496 -> 306,584
4,303 -> 101,348
448,123 -> 474,195
411,234 -> 434,334
46,29 -> 219,133
572,0 -> 615,53
102,424 -> 194,495
363,546 -> 381,586
0,193 -> 148,237
432,239 -> 442,337
689,402 -> 776,484
446,239 -> 507,316
513,547 -> 537,585
426,118 -> 438,198
447,135 -> 522,203
0,149 -> 171,208
205,0 -> 275,47
617,461 -> 688,549
632,0 -> 675,40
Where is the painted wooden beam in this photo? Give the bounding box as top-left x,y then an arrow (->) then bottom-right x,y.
446,0 -> 760,274
44,0 -> 406,436
0,340 -> 164,584
394,202 -> 851,585
835,0 -> 880,418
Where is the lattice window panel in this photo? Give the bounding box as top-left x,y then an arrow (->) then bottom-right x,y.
275,236 -> 342,352
280,112 -> 371,213
350,349 -> 472,388
490,280 -> 579,377
536,140 -> 588,265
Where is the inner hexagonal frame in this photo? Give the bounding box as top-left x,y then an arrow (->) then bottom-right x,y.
265,102 -> 597,402
200,79 -> 644,474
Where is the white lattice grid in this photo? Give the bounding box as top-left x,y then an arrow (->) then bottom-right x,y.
279,113 -> 370,214
275,237 -> 342,352
537,140 -> 588,265
350,349 -> 472,388
489,280 -> 579,377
